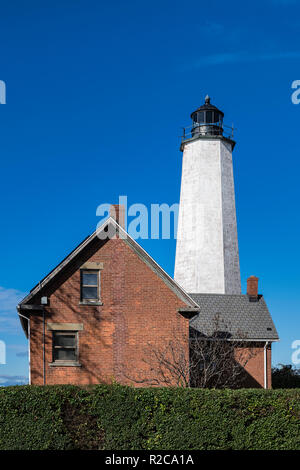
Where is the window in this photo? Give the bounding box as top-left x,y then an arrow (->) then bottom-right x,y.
52,331 -> 78,363
206,111 -> 213,123
80,270 -> 100,302
197,111 -> 205,123
213,112 -> 220,124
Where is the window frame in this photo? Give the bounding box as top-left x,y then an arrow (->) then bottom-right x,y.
80,269 -> 101,304
52,330 -> 79,365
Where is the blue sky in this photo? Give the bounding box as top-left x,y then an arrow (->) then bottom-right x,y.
0,0 -> 299,384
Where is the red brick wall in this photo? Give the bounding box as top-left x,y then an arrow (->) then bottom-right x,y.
235,343 -> 272,389
30,237 -> 190,386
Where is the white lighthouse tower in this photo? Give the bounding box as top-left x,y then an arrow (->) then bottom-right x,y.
174,96 -> 241,294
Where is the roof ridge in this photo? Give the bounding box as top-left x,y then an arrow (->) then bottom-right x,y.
189,293 -> 250,297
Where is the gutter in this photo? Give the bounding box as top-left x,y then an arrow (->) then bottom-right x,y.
17,311 -> 31,385
264,341 -> 270,389
17,304 -> 45,385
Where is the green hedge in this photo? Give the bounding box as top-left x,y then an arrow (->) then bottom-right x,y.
0,385 -> 299,450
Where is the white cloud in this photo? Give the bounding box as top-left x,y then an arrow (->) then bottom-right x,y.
0,287 -> 27,335
0,375 -> 28,386
192,51 -> 300,67
268,0 -> 298,4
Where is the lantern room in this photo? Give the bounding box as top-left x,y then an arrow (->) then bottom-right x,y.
191,95 -> 224,137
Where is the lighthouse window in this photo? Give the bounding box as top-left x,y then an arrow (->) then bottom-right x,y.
206,111 -> 213,123
214,113 -> 219,124
198,111 -> 204,123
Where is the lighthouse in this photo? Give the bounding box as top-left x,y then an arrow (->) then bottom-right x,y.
174,96 -> 241,294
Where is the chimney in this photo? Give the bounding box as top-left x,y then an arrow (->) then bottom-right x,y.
110,204 -> 125,228
247,276 -> 259,301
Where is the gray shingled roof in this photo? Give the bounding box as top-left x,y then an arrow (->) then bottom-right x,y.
189,293 -> 279,341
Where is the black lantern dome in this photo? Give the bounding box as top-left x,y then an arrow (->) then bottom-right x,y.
191,95 -> 224,137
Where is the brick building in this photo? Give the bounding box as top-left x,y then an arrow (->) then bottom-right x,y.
17,97 -> 279,388
17,210 -> 278,388
18,213 -> 197,386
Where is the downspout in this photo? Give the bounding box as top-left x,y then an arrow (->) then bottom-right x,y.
43,312 -> 45,385
264,341 -> 269,389
17,312 -> 31,385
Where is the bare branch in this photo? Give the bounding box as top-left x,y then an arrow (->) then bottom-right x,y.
119,314 -> 258,389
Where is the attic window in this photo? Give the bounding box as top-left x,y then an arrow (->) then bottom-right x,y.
80,270 -> 100,303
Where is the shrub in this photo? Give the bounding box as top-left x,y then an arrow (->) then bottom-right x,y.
272,365 -> 300,389
0,385 -> 299,450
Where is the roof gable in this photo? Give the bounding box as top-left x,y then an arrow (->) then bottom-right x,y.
18,217 -> 198,309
